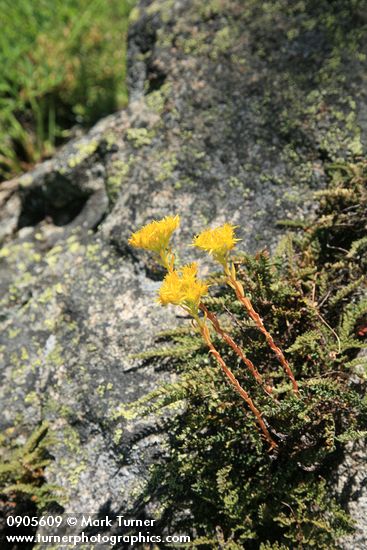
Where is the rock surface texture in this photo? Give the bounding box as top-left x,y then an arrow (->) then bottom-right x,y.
0,0 -> 366,547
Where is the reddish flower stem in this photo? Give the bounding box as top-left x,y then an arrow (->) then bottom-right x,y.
199,303 -> 274,396
226,271 -> 299,394
197,320 -> 277,450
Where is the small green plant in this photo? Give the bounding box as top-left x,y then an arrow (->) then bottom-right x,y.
125,159 -> 367,547
0,422 -> 59,511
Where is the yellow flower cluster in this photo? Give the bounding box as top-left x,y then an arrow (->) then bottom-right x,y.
192,223 -> 239,263
128,215 -> 294,446
158,263 -> 208,311
128,215 -> 180,254
129,217 -> 239,312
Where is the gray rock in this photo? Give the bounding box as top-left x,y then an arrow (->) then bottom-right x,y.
336,350 -> 367,549
0,0 -> 366,546
337,439 -> 367,550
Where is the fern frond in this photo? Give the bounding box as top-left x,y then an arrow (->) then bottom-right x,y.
339,298 -> 367,343
347,236 -> 367,258
329,276 -> 365,307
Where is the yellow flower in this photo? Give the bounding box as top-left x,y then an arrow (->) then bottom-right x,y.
158,263 -> 208,311
128,215 -> 180,254
192,223 -> 239,263
158,270 -> 184,306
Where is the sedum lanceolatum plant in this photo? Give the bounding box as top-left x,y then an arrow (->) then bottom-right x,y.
126,162 -> 367,547
129,216 -> 300,449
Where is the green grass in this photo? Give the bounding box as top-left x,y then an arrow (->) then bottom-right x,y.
0,0 -> 135,179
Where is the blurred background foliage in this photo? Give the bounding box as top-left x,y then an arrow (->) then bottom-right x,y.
0,0 -> 135,180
